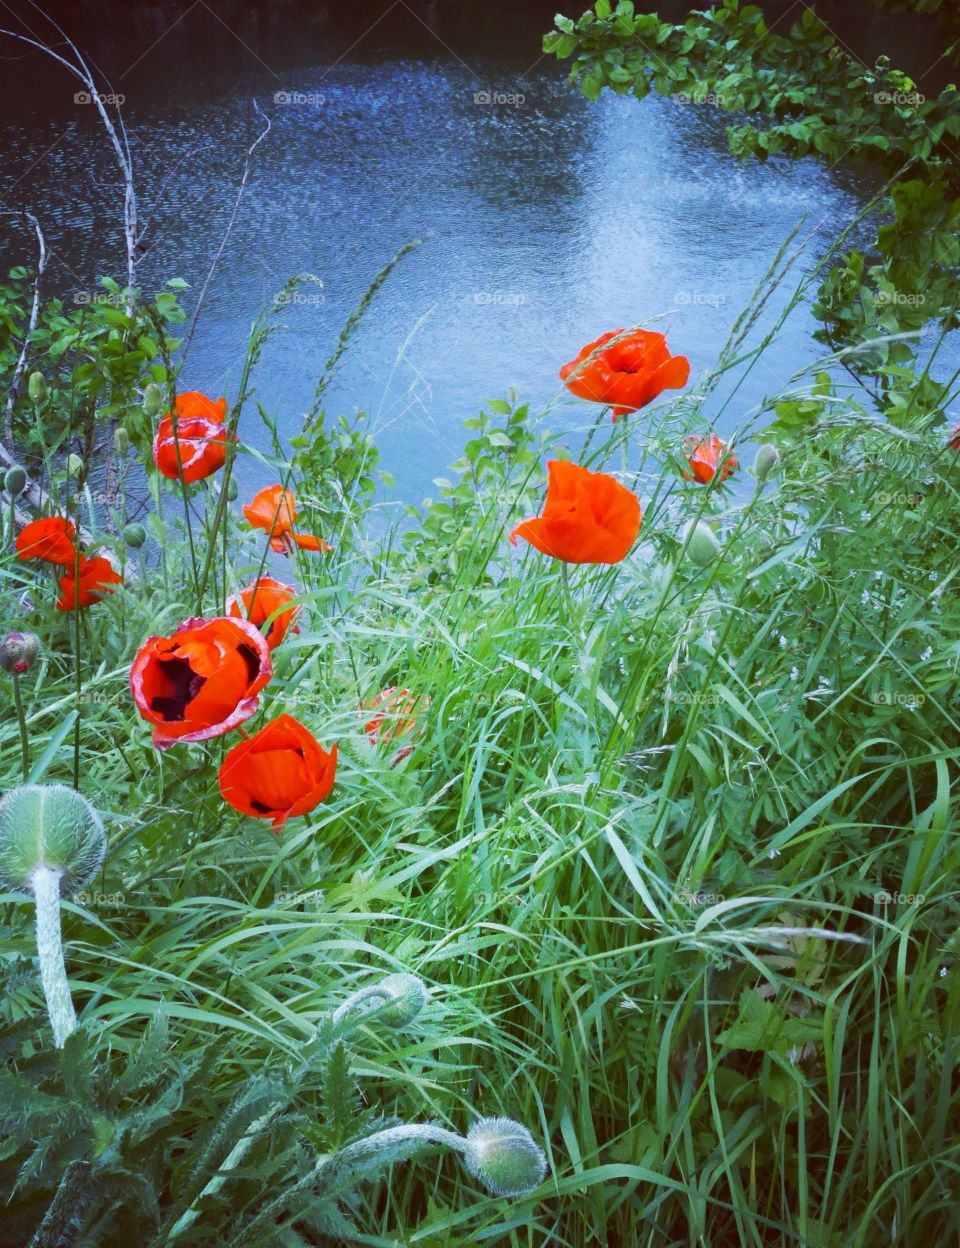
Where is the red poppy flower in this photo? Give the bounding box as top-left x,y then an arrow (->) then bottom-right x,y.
225,577 -> 300,650
15,516 -> 77,565
153,391 -> 234,482
242,485 -> 332,555
560,329 -> 690,421
130,615 -> 273,749
510,460 -> 641,564
949,426 -> 960,452
57,555 -> 122,611
218,713 -> 337,830
683,433 -> 737,485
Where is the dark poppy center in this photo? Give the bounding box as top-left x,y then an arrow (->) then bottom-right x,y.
151,656 -> 206,722
237,642 -> 262,684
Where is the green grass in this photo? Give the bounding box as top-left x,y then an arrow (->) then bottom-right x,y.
1,259 -> 959,1247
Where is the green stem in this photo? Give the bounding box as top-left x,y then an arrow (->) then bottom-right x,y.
32,865 -> 76,1048
12,674 -> 29,780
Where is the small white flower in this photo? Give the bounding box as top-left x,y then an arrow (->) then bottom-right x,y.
779,635 -> 788,649
929,571 -> 939,582
860,511 -> 871,522
873,570 -> 884,581
920,646 -> 933,662
818,676 -> 830,689
940,966 -> 948,979
861,590 -> 871,605
790,666 -> 799,682
768,846 -> 781,859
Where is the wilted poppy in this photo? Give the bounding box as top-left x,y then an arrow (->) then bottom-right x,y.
560,329 -> 690,421
362,686 -> 426,764
243,485 -> 332,556
130,615 -> 273,749
218,713 -> 337,830
57,555 -> 122,610
683,433 -> 737,485
226,577 -> 299,650
15,516 -> 77,565
153,391 -> 234,483
510,460 -> 641,564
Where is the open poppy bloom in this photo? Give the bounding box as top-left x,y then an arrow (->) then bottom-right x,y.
510,460 -> 641,564
153,391 -> 234,482
560,329 -> 690,421
130,615 -> 273,749
683,433 -> 737,485
242,485 -> 332,556
225,577 -> 300,650
218,713 -> 337,830
15,516 -> 77,565
57,554 -> 122,611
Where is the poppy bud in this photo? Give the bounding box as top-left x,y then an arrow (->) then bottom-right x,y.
114,426 -> 130,457
122,522 -> 146,549
27,372 -> 47,403
684,520 -> 722,568
0,631 -> 40,674
66,454 -> 86,484
225,477 -> 238,502
463,1117 -> 547,1197
4,465 -> 27,497
753,443 -> 780,483
375,973 -> 429,1028
0,784 -> 107,1047
143,383 -> 164,418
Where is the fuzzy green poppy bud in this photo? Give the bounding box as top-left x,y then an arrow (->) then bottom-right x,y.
122,522 -> 146,549
684,520 -> 722,568
225,477 -> 238,502
143,383 -> 164,418
27,371 -> 47,404
4,465 -> 27,497
0,785 -> 107,1047
463,1117 -> 547,1197
66,453 -> 85,484
753,443 -> 780,484
0,631 -> 40,675
375,973 -> 429,1028
114,426 -> 130,457
0,784 -> 106,897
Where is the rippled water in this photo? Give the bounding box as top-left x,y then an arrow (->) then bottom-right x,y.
0,0 -> 943,502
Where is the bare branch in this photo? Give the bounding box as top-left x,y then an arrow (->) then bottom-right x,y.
181,101 -> 273,360
2,210 -> 47,445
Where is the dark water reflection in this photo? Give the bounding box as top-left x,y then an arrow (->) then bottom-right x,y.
0,0 -> 951,503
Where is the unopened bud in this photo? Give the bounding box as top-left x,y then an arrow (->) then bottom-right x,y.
225,477 -> 238,502
114,426 -> 130,457
143,383 -> 164,418
376,973 -> 429,1028
122,522 -> 146,549
0,783 -> 106,897
0,631 -> 40,675
684,519 -> 722,568
753,443 -> 780,484
27,372 -> 47,404
4,465 -> 27,497
66,454 -> 85,484
463,1117 -> 547,1197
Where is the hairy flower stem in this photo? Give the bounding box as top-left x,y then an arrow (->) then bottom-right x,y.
32,865 -> 77,1047
12,673 -> 29,779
